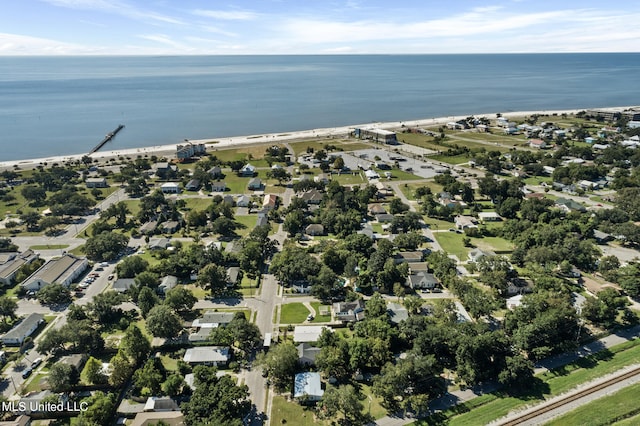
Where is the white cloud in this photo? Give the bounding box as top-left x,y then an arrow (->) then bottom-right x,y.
42,0 -> 185,25
192,9 -> 258,21
0,32 -> 94,55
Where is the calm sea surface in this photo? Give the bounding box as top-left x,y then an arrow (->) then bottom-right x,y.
0,54 -> 639,161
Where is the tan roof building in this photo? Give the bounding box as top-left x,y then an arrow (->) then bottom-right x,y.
20,254 -> 88,291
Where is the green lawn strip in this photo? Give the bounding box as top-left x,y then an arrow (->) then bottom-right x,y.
615,412 -> 640,425
280,302 -> 313,324
359,383 -> 388,420
470,236 -> 514,254
423,217 -> 455,231
289,140 -> 335,154
22,371 -> 49,394
310,302 -> 332,323
121,199 -> 141,217
378,169 -> 423,181
417,338 -> 640,426
428,154 -> 471,165
433,231 -> 469,260
545,381 -> 640,426
28,244 -> 69,250
234,215 -> 258,237
332,173 -> 365,185
181,197 -> 213,211
270,395 -> 329,426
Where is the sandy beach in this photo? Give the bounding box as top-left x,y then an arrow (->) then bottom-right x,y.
0,107 -> 629,170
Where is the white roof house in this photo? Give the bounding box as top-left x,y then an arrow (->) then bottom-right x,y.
294,372 -> 324,401
21,254 -> 88,291
293,326 -> 331,343
160,182 -> 181,194
364,170 -> 380,180
183,346 -> 230,366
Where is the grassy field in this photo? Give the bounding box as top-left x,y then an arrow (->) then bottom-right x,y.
398,181 -> 444,201
433,231 -> 469,260
280,302 -> 313,324
429,154 -> 472,165
471,236 -> 514,254
418,338 -> 640,426
545,381 -> 640,426
310,302 -> 332,323
270,396 -> 328,426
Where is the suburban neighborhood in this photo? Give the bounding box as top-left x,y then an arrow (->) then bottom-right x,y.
0,107 -> 639,425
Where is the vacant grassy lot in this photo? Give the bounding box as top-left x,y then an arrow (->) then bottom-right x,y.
433,231 -> 469,260
270,396 -> 328,426
280,302 -> 313,324
471,236 -> 514,254
310,302 -> 332,323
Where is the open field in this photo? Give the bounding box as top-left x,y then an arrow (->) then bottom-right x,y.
398,181 -> 444,201
270,396 -> 328,426
280,302 -> 312,324
433,231 -> 469,260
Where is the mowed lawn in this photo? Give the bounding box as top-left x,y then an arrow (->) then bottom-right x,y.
270,396 -> 328,426
433,231 -> 469,260
280,302 -> 313,324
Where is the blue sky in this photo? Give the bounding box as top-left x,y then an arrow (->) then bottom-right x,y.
1,0 -> 639,55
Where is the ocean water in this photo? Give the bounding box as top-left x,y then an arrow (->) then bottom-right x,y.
1,53 -> 639,161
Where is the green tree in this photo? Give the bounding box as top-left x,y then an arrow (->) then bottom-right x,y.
116,256 -> 149,278
83,231 -> 129,261
87,291 -> 125,323
137,286 -> 160,317
196,263 -> 229,297
120,324 -> 151,365
146,305 -> 183,338
21,185 -> 46,205
37,283 -> 72,305
48,362 -> 79,392
133,358 -> 165,396
164,286 -> 197,314
162,373 -> 186,397
262,342 -> 299,391
77,392 -> 116,426
108,351 -> 134,387
82,356 -> 107,385
0,297 -> 18,322
318,384 -> 366,424
181,366 -> 251,425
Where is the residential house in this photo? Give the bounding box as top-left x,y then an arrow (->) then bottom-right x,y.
236,194 -> 251,207
406,272 -> 439,290
157,275 -> 178,295
262,194 -> 278,210
21,254 -> 88,291
148,238 -> 171,251
506,278 -> 534,296
368,204 -> 387,216
455,215 -> 478,230
208,166 -> 223,178
593,230 -> 613,244
387,302 -> 409,325
139,220 -> 158,235
226,267 -> 241,287
58,354 -> 87,373
0,250 -> 39,286
185,179 -> 201,191
210,181 -> 226,192
294,372 -> 324,401
364,170 -> 380,180
305,224 -> 325,236
506,294 -> 524,310
161,220 -> 181,234
248,178 -> 262,190
240,164 -> 256,177
112,278 -> 135,293
299,189 -> 323,205
176,142 -> 205,161
1,313 -> 44,346
153,162 -> 176,178
407,262 -> 429,273
333,300 -> 365,323
293,326 -> 331,343
528,139 -> 547,149
85,177 -> 108,188
555,197 -> 586,213
376,213 -> 395,223
160,182 -> 181,194
183,346 -> 230,366
0,415 -> 31,426
314,173 -> 330,184
143,396 -> 180,412
477,212 -> 502,222
297,343 -> 321,366
394,251 -> 424,264
223,195 -> 234,205
130,412 -> 184,426
189,311 -> 235,342
255,212 -> 268,228
468,248 -> 496,263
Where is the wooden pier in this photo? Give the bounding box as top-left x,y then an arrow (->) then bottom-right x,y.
89,124 -> 125,155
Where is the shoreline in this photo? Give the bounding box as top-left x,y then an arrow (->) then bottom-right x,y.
1,107 -> 633,170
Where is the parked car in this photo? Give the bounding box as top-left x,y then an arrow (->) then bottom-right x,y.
31,358 -> 43,368
22,368 -> 33,379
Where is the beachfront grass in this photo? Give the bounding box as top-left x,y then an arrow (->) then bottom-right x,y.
280,302 -> 312,324
418,338 -> 640,426
545,381 -> 640,426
